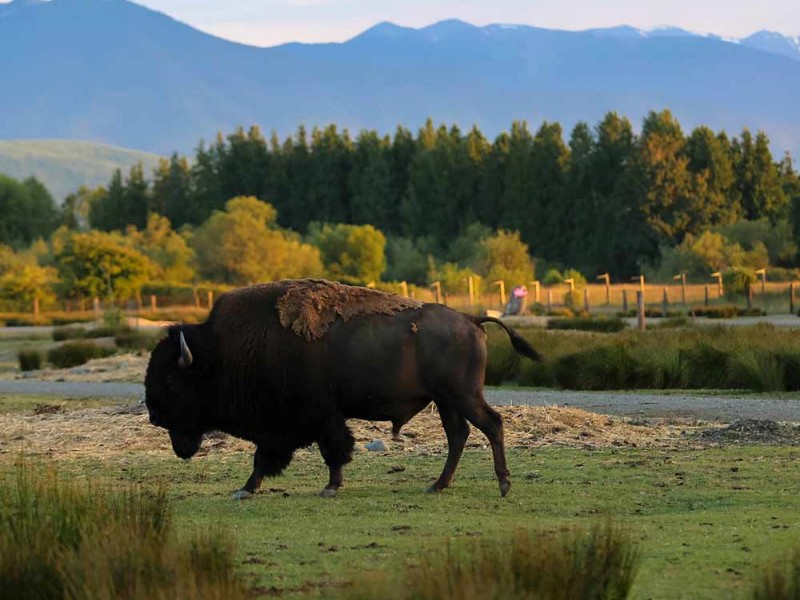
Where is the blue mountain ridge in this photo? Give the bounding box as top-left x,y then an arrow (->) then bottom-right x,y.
1,0 -> 799,157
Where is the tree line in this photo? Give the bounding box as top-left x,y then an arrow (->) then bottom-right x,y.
70,110 -> 800,277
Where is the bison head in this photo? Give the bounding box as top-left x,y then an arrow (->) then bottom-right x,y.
145,326 -> 213,460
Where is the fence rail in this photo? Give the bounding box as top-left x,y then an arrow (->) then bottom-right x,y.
4,281 -> 800,322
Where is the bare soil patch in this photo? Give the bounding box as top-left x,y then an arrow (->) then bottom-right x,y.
697,418 -> 800,445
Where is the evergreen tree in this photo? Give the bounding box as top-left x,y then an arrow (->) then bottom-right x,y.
152,154 -> 193,227
685,126 -> 738,229
349,130 -> 394,230
123,162 -> 150,230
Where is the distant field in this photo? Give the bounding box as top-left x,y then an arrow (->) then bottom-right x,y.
0,139 -> 163,201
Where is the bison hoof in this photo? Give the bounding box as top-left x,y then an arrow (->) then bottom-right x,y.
232,490 -> 253,500
425,484 -> 442,494
319,488 -> 338,498
499,480 -> 511,497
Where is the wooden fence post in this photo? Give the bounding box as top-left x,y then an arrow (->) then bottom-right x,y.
791,283 -> 795,315
622,289 -> 628,313
546,289 -> 552,313
150,294 -> 157,312
704,286 -> 709,306
93,297 -> 101,317
207,291 -> 214,309
33,297 -> 40,321
662,287 -> 668,315
637,291 -> 646,331
583,288 -> 590,313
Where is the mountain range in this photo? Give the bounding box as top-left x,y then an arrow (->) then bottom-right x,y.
1,0 -> 799,159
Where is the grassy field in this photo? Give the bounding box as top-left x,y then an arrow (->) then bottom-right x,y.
1,394 -> 799,599
2,323 -> 800,598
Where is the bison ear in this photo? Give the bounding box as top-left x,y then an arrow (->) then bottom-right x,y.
178,330 -> 194,368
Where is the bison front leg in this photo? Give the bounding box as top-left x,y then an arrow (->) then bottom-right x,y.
233,446 -> 293,500
317,417 -> 355,498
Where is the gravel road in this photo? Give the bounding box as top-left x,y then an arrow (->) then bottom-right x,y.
2,380 -> 800,422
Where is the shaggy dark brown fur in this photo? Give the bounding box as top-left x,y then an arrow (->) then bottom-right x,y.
276,278 -> 423,341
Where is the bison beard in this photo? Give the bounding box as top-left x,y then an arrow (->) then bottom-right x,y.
144,280 -> 542,499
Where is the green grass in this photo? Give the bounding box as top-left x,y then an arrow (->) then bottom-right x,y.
4,445 -> 797,599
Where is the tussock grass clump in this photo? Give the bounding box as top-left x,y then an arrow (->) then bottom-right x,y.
752,548 -> 800,600
52,326 -> 87,341
484,333 -> 521,385
547,317 -> 627,332
17,349 -> 43,371
0,466 -> 244,600
488,323 -> 800,391
114,328 -> 163,351
46,341 -> 115,368
84,325 -> 123,338
336,524 -> 639,600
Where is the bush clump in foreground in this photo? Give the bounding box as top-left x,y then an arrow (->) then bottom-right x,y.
115,328 -> 163,352
0,466 -> 245,600
17,349 -> 43,371
336,524 -> 639,600
46,341 -> 115,368
752,548 -> 800,600
52,326 -> 87,341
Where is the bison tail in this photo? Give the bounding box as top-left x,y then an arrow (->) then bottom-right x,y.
473,316 -> 544,362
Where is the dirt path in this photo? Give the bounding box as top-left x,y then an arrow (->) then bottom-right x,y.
2,380 -> 800,423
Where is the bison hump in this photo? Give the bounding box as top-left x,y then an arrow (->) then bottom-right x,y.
276,279 -> 423,341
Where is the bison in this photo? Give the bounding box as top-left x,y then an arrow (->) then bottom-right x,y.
144,279 -> 541,498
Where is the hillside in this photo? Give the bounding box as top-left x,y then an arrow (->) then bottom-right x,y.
1,0 -> 799,156
0,140 -> 163,202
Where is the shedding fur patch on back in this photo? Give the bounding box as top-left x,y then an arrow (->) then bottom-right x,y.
276,279 -> 423,341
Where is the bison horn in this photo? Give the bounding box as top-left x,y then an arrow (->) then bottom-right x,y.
178,330 -> 193,368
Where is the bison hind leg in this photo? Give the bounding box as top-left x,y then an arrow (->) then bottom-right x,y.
317,416 -> 355,498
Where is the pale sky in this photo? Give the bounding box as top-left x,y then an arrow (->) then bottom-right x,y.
4,0 -> 799,47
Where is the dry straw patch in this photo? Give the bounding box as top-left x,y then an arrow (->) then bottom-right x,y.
0,404 -> 690,463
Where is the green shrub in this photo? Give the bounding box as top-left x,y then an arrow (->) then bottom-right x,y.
336,524 -> 639,600
102,308 -> 125,329
52,326 -> 86,341
554,343 -> 637,390
723,267 -> 757,299
547,317 -> 627,333
651,317 -> 693,329
691,305 -> 738,319
547,307 -> 575,318
46,341 -> 115,369
485,331 -> 521,385
49,312 -> 96,326
726,347 -> 785,392
0,466 -> 245,600
84,326 -> 124,338
18,349 -> 43,372
3,315 -> 52,326
115,329 -> 163,352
